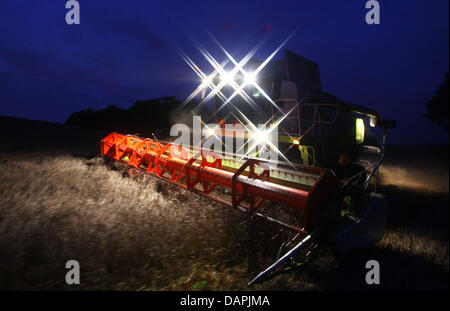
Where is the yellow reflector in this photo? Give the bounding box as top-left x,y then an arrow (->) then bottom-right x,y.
356,118 -> 365,144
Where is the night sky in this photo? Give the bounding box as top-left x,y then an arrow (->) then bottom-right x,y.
0,0 -> 448,145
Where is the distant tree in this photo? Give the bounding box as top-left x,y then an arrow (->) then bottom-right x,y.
425,73 -> 449,132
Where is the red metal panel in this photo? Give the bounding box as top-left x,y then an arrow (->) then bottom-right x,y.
100,132 -> 341,231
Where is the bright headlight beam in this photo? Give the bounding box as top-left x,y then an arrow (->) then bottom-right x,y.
181,30 -> 299,155
186,31 -> 290,116
250,128 -> 270,144
200,54 -> 264,118
201,75 -> 213,88
206,127 -> 215,137
220,71 -> 235,85
232,105 -> 300,171
209,31 -> 297,115
204,34 -> 265,113
178,49 -> 229,107
190,44 -> 243,108
244,72 -> 257,86
182,30 -> 297,111
181,35 -> 301,168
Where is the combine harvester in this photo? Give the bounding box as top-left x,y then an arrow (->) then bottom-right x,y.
100,50 -> 395,285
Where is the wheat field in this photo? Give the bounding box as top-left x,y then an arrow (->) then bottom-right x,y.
0,116 -> 447,290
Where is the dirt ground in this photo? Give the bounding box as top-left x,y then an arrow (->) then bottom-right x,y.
0,115 -> 448,290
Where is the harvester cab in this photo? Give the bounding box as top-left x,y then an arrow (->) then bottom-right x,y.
209,50 -> 386,170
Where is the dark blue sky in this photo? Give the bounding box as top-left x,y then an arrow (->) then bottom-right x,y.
0,0 -> 448,144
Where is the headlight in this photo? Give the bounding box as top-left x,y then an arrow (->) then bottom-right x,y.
206,127 -> 216,137
250,129 -> 270,144
220,71 -> 235,85
201,76 -> 212,88
244,72 -> 257,86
